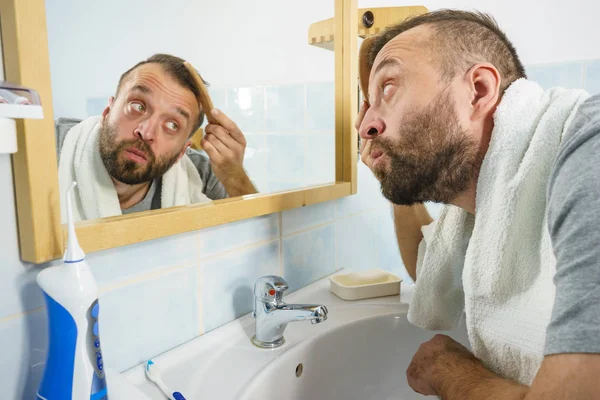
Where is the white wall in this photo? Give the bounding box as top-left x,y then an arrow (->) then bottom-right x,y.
361,0 -> 600,65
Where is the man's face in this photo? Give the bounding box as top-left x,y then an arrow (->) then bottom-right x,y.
359,26 -> 480,205
99,63 -> 200,185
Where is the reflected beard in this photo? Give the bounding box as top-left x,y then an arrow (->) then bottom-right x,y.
98,122 -> 180,185
373,92 -> 480,206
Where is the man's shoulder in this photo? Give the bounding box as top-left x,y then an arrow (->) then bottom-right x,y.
185,148 -> 211,172
55,117 -> 84,157
565,94 -> 600,142
555,94 -> 600,162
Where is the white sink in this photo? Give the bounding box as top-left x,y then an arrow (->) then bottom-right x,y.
240,313 -> 469,400
119,274 -> 469,399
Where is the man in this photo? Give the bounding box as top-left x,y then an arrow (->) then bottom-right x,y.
357,9 -> 599,399
58,53 -> 256,222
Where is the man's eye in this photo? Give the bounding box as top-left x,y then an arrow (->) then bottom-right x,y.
382,82 -> 393,97
166,121 -> 179,131
130,102 -> 145,113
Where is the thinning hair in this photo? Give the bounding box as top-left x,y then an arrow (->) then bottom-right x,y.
367,9 -> 526,93
116,53 -> 209,137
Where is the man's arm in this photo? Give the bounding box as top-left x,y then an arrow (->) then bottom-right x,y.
393,204 -> 432,281
356,101 -> 432,281
407,335 -> 600,400
201,108 -> 257,197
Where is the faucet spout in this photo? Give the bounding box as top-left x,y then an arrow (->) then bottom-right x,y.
251,276 -> 328,348
273,303 -> 329,325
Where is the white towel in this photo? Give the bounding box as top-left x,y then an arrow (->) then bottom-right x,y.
407,79 -> 589,385
58,116 -> 210,222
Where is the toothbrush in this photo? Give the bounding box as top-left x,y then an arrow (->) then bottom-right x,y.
145,360 -> 187,400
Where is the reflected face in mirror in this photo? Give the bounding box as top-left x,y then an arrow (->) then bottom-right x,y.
99,62 -> 200,185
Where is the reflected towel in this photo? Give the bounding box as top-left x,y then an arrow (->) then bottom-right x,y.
58,116 -> 209,222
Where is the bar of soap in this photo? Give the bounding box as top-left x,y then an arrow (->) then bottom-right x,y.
337,270 -> 389,286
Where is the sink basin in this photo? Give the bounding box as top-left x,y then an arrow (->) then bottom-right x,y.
239,313 -> 469,400
121,275 -> 469,400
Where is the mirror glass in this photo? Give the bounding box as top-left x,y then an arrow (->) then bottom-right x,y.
46,0 -> 336,223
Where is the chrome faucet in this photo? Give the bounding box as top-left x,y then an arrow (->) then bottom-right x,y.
251,275 -> 328,349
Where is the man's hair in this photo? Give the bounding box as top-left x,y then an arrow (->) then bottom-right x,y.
367,9 -> 526,94
116,53 -> 209,137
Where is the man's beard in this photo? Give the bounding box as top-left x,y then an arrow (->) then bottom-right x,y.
372,92 -> 480,206
98,121 -> 180,185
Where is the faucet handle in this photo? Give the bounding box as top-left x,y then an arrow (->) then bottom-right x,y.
254,275 -> 288,300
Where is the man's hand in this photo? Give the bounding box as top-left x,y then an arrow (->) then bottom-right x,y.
407,334 -> 483,396
201,109 -> 257,196
356,100 -> 375,170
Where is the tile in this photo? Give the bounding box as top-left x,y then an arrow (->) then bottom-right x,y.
87,229 -> 201,289
282,201 -> 335,236
197,214 -> 279,259
335,162 -> 388,218
335,209 -> 380,272
243,133 -> 268,183
226,87 -> 265,133
584,60 -> 600,95
337,208 -> 413,284
202,241 -> 280,333
265,85 -> 305,133
265,134 -> 306,182
207,87 -> 227,112
0,309 -> 48,400
305,132 -> 336,186
305,82 -> 335,132
0,155 -> 46,318
283,225 -> 336,292
373,208 -> 413,284
267,181 -> 307,193
86,97 -> 109,117
99,264 -> 199,372
526,62 -> 584,90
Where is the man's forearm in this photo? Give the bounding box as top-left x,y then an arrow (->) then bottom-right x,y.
435,360 -> 528,400
393,204 -> 433,281
222,172 -> 257,197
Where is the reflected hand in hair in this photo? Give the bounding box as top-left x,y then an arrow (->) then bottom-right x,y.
356,100 -> 374,170
202,109 -> 257,197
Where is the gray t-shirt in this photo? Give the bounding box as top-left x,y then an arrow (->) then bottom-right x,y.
545,94 -> 600,355
55,118 -> 228,214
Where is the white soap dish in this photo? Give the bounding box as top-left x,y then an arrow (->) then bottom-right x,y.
329,269 -> 402,300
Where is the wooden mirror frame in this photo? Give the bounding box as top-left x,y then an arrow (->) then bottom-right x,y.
1,0 -> 358,263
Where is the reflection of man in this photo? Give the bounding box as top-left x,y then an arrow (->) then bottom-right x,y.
58,53 -> 256,222
357,9 -> 599,399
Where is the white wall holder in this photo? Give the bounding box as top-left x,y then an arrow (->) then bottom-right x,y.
0,81 -> 43,154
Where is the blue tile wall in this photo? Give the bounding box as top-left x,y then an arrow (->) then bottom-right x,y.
585,60 -> 600,95
201,241 -> 280,333
265,84 -> 305,133
526,61 -> 584,90
283,224 -> 336,293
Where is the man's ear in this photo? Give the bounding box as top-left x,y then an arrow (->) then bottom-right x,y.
177,141 -> 192,162
101,96 -> 115,120
465,63 -> 501,121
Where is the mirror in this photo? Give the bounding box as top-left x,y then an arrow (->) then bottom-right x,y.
46,0 -> 337,223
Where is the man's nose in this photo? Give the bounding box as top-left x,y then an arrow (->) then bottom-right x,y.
135,117 -> 158,141
358,109 -> 386,139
